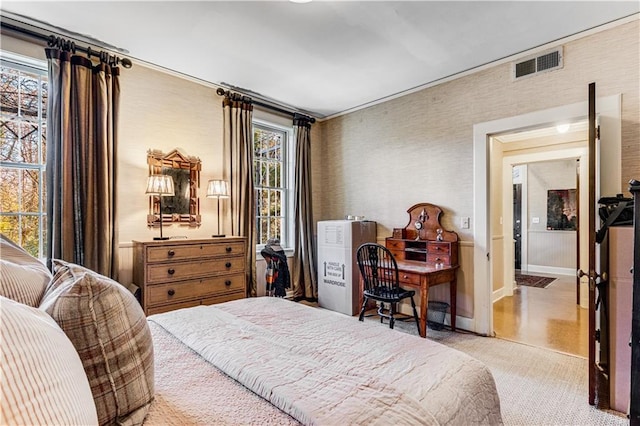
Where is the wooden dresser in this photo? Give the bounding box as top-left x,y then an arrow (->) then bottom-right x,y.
132,237 -> 247,315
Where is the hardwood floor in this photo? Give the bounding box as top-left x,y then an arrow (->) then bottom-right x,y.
493,273 -> 589,358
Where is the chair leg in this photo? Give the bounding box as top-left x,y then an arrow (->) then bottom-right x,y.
358,297 -> 368,322
389,303 -> 396,329
379,302 -> 385,323
410,297 -> 420,334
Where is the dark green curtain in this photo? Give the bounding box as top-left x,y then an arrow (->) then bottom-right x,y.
292,114 -> 317,300
45,48 -> 119,279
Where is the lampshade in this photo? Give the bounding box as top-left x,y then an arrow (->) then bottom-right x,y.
206,179 -> 229,198
145,175 -> 175,196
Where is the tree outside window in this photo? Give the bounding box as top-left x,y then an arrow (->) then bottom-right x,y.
0,58 -> 48,258
254,122 -> 288,247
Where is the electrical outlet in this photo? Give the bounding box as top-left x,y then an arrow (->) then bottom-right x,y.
461,217 -> 470,229
532,217 -> 540,224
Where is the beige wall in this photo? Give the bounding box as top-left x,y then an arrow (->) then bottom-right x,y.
315,20 -> 639,318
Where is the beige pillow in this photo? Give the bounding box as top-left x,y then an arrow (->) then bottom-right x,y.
41,260 -> 154,425
0,296 -> 99,425
0,234 -> 51,307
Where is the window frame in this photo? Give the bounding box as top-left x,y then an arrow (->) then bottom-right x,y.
253,117 -> 294,253
0,51 -> 48,258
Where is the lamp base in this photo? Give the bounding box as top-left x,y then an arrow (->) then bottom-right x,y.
153,236 -> 170,241
211,234 -> 226,238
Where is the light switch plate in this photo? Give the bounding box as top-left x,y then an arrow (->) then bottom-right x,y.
461,217 -> 470,229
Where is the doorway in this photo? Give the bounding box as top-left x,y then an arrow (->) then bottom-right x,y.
495,153 -> 586,357
471,94 -> 621,338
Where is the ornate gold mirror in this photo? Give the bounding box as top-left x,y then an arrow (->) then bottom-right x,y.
147,149 -> 201,227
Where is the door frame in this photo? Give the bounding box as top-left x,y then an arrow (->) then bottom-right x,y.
471,94 -> 621,336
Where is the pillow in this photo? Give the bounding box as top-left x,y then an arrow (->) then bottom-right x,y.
40,260 -> 154,426
0,296 -> 99,425
0,234 -> 51,307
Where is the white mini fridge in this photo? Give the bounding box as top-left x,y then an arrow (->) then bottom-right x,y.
317,220 -> 377,315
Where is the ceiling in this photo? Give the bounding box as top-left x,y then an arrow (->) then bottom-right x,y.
1,1 -> 638,119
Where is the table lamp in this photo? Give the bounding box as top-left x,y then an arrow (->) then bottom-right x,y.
207,179 -> 229,237
146,174 -> 175,240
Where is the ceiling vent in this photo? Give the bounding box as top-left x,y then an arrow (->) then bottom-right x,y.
513,47 -> 563,80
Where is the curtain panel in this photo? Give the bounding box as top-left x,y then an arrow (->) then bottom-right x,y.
292,115 -> 317,300
45,48 -> 119,279
222,95 -> 257,297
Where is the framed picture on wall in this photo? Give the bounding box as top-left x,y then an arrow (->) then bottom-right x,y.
547,189 -> 577,230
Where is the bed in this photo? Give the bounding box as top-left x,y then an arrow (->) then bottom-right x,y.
0,232 -> 501,425
144,297 -> 503,425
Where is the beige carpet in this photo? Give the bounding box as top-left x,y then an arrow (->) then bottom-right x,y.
363,315 -> 627,425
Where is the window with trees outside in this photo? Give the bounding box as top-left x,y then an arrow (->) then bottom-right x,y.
0,55 -> 48,258
254,121 -> 292,248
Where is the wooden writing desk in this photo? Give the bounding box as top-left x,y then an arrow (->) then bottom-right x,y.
395,260 -> 458,338
385,202 -> 460,338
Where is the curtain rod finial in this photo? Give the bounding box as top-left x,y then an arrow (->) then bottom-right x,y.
216,87 -> 226,96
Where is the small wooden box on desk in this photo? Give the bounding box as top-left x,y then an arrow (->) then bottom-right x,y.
132,237 -> 247,315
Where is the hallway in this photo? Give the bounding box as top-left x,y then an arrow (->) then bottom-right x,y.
493,274 -> 588,358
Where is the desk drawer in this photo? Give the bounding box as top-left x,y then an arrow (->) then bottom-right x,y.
147,257 -> 245,284
386,240 -> 406,251
147,273 -> 245,305
427,242 -> 451,255
146,241 -> 245,262
427,254 -> 451,265
398,271 -> 422,286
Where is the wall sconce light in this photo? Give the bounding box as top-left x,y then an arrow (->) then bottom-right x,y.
146,174 -> 174,240
207,179 -> 229,238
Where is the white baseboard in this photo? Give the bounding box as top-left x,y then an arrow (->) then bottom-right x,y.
526,265 -> 575,276
492,287 -> 506,303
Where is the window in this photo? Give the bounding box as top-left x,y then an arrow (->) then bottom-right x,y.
253,120 -> 293,248
0,53 -> 48,258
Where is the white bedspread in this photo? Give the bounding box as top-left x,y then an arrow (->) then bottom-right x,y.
149,297 -> 502,425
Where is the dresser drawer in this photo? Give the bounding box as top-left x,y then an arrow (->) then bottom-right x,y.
147,273 -> 245,305
201,291 -> 245,306
147,256 -> 245,284
147,299 -> 201,316
146,241 -> 245,263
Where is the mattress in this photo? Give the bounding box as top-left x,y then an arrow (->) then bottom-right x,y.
145,297 -> 502,425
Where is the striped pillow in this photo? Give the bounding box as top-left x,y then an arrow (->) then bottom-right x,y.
0,234 -> 51,307
41,260 -> 154,426
0,296 -> 99,425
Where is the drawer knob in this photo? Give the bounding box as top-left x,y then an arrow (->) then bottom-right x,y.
225,246 -> 232,252
225,262 -> 232,268
225,280 -> 232,286
167,289 -> 175,296
168,268 -> 175,275
435,257 -> 442,262
167,250 -> 175,257
403,275 -> 408,279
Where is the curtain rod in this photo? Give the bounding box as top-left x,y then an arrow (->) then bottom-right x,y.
1,20 -> 132,69
216,87 -> 315,124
